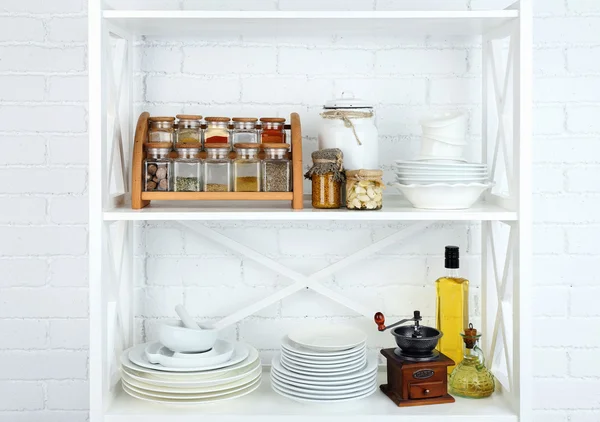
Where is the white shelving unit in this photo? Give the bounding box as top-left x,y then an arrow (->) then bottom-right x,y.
89,1 -> 532,421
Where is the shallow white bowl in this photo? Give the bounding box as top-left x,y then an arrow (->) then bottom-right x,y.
159,321 -> 218,353
392,182 -> 493,210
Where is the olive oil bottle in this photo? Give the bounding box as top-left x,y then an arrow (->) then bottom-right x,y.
435,246 -> 469,373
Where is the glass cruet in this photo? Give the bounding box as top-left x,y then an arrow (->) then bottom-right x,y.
448,323 -> 495,399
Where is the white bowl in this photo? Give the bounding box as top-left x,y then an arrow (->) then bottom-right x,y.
420,111 -> 466,128
420,112 -> 467,139
392,182 -> 493,210
420,137 -> 465,160
159,321 -> 218,353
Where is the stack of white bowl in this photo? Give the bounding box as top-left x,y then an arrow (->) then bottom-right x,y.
120,317 -> 261,405
418,111 -> 468,161
271,325 -> 378,403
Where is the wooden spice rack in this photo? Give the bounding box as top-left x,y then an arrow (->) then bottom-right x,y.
131,112 -> 303,210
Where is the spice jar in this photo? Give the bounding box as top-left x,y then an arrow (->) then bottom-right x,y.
205,117 -> 231,149
262,143 -> 291,192
260,117 -> 286,143
176,114 -> 202,145
233,143 -> 261,192
304,148 -> 345,209
144,142 -> 173,192
174,143 -> 202,192
148,117 -> 175,143
203,144 -> 232,192
345,169 -> 384,210
232,118 -> 259,144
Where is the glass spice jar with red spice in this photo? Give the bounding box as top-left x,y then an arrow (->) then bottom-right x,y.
204,117 -> 231,149
260,117 -> 286,143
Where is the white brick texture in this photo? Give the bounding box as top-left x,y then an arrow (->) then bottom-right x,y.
0,0 -> 599,420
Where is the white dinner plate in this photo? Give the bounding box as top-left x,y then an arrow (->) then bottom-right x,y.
396,177 -> 489,183
270,375 -> 375,397
122,374 -> 261,400
288,326 -> 366,352
121,345 -> 259,379
395,160 -> 486,169
129,342 -> 249,372
281,337 -> 366,359
281,351 -> 365,368
121,377 -> 261,405
271,379 -> 377,403
395,168 -> 488,174
144,339 -> 235,369
281,355 -> 366,374
121,363 -> 262,392
272,353 -> 377,383
271,370 -> 377,392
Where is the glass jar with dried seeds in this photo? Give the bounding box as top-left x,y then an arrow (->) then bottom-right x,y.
173,143 -> 202,192
304,148 -> 345,209
203,144 -> 232,192
176,114 -> 202,145
148,116 -> 175,144
262,143 -> 291,192
144,142 -> 173,192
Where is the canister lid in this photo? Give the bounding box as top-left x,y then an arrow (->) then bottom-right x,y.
234,143 -> 261,149
261,143 -> 290,150
204,143 -> 231,149
205,117 -> 231,122
260,117 -> 286,123
324,92 -> 373,109
148,116 -> 176,122
175,142 -> 202,149
145,142 -> 172,149
176,114 -> 202,121
232,117 -> 258,122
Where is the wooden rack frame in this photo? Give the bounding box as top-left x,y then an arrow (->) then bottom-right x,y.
131,112 -> 304,210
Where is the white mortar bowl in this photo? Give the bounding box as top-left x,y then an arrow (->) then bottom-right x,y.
159,321 -> 218,353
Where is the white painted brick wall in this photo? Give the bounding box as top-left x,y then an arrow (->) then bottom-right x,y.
0,0 -> 599,421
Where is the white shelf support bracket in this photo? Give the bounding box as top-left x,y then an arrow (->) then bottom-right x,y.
179,221 -> 431,328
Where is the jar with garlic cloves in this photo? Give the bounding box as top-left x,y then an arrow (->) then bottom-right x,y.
144,142 -> 173,192
345,169 -> 384,210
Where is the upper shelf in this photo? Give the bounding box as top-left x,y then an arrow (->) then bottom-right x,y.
102,11 -> 519,37
103,198 -> 517,222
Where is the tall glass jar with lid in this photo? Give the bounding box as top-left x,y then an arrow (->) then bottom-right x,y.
176,114 -> 202,145
204,117 -> 231,149
203,144 -> 231,192
260,117 -> 286,143
148,117 -> 175,144
262,143 -> 291,192
173,143 -> 202,192
233,143 -> 261,192
232,118 -> 259,144
144,142 -> 173,192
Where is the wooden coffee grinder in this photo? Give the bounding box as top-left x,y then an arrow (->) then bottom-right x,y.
374,310 -> 455,407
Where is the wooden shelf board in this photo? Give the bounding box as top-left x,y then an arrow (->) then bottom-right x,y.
105,369 -> 517,422
103,197 -> 517,221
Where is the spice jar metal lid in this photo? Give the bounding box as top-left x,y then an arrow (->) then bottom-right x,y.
205,117 -> 231,122
175,142 -> 202,149
234,143 -> 261,149
260,117 -> 286,123
176,114 -> 202,121
261,143 -> 290,150
145,142 -> 173,149
232,117 -> 258,122
149,116 -> 176,122
324,92 -> 373,109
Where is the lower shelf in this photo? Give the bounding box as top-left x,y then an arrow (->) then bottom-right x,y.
105,369 -> 517,422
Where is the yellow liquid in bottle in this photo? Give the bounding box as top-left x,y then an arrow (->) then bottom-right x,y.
435,275 -> 469,373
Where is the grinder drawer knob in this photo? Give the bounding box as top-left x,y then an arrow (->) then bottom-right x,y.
424,389 -> 430,394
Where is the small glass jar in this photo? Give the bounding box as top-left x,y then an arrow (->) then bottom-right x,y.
176,114 -> 202,145
232,118 -> 259,144
345,169 -> 384,210
144,142 -> 173,192
260,117 -> 286,143
148,117 -> 175,143
262,143 -> 291,192
233,143 -> 261,192
312,173 -> 341,209
204,117 -> 231,149
203,144 -> 232,192
173,143 -> 202,192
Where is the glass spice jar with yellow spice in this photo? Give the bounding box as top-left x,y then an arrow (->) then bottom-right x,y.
233,143 -> 261,192
304,148 -> 345,209
175,115 -> 202,145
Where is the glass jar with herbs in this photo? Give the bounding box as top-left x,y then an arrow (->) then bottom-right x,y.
148,116 -> 175,143
233,143 -> 261,192
176,114 -> 202,145
173,143 -> 202,192
304,149 -> 344,209
260,117 -> 286,143
232,117 -> 259,144
204,117 -> 231,149
262,143 -> 291,192
203,144 -> 231,192
144,142 -> 173,192
345,169 -> 384,210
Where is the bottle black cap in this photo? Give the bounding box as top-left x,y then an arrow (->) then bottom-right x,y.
445,245 -> 459,269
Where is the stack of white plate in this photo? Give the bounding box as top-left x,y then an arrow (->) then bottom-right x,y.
120,340 -> 261,404
271,326 -> 378,403
392,160 -> 494,210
